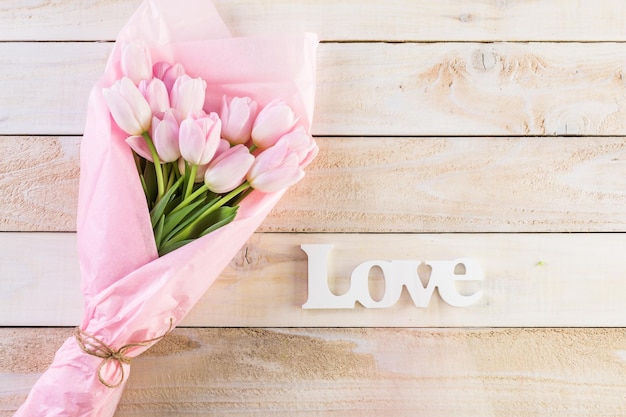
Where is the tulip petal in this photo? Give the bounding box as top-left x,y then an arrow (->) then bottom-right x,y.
153,61 -> 186,92
103,88 -> 140,135
152,118 -> 180,162
220,96 -> 258,145
179,118 -> 205,165
139,78 -> 170,114
251,99 -> 298,148
170,75 -> 207,119
249,166 -> 304,193
126,135 -> 153,162
121,41 -> 153,85
204,146 -> 255,193
248,140 -> 289,178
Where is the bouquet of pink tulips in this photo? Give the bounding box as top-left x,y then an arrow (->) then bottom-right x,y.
105,42 -> 317,255
14,0 -> 317,415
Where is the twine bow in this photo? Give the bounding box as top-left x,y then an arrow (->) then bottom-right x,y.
74,318 -> 174,388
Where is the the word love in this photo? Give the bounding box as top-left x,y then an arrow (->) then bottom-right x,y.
301,244 -> 484,309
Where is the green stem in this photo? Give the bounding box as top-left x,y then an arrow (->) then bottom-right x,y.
142,132 -> 165,202
169,183 -> 208,215
166,166 -> 175,190
169,182 -> 250,244
184,164 -> 198,200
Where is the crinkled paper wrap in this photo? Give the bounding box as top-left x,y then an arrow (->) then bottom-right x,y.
15,0 -> 317,415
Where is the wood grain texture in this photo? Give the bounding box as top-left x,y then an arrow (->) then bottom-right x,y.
3,1 -> 626,415
0,42 -> 110,135
2,0 -> 626,42
2,327 -> 626,416
0,136 -> 79,231
3,136 -> 626,232
4,232 -> 626,327
2,42 -> 626,136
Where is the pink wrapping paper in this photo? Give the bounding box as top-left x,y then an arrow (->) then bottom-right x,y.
15,1 -> 317,415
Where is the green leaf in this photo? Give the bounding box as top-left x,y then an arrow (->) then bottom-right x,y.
149,176 -> 184,228
143,161 -> 157,208
160,196 -> 220,244
161,198 -> 205,239
196,205 -> 239,238
154,214 -> 165,248
158,239 -> 195,257
157,206 -> 238,256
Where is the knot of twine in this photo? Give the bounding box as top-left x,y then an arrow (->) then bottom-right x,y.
74,318 -> 174,388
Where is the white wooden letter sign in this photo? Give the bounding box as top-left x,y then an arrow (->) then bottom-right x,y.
301,244 -> 484,309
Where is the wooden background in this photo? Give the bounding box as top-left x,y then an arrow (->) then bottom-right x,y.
2,0 -> 626,415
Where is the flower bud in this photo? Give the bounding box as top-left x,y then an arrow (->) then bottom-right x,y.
204,145 -> 255,194
153,61 -> 186,92
220,96 -> 258,145
151,109 -> 181,162
276,126 -> 318,168
251,99 -> 298,149
247,140 -> 304,193
103,77 -> 152,135
179,112 -> 221,166
138,78 -> 170,114
170,74 -> 207,119
121,41 -> 153,85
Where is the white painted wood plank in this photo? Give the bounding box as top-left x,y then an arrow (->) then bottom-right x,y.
2,42 -> 626,136
3,136 -> 626,233
2,327 -> 626,416
2,232 -> 626,327
2,0 -> 626,42
0,42 -> 110,135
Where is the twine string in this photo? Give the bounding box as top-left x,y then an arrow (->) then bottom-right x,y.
74,318 -> 174,388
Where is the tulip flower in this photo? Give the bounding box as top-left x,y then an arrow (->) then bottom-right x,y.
179,112 -> 222,166
170,74 -> 207,119
220,96 -> 258,145
153,61 -> 186,92
103,77 -> 152,135
247,140 -> 304,193
204,145 -> 255,193
121,41 -> 153,85
251,99 -> 298,149
151,109 -> 181,163
138,78 -> 170,114
276,126 -> 319,168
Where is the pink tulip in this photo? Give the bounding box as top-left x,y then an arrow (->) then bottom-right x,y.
204,145 -> 255,194
276,126 -> 318,168
179,112 -> 221,166
170,74 -> 207,118
251,99 -> 298,149
126,135 -> 153,162
220,96 -> 258,145
247,140 -> 304,193
121,41 -> 153,85
138,78 -> 170,114
151,109 -> 180,162
103,77 -> 152,135
153,61 -> 186,92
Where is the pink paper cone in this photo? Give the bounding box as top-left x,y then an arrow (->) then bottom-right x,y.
14,0 -> 317,415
